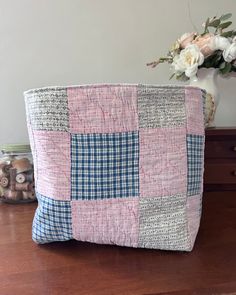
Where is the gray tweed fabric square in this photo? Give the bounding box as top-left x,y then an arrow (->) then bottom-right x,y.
25,87 -> 69,131
138,194 -> 190,251
137,85 -> 186,128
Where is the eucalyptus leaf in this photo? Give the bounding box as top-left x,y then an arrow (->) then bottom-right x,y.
219,62 -> 226,69
205,17 -> 210,27
221,30 -> 234,37
208,19 -> 221,27
220,62 -> 232,74
218,21 -> 232,29
176,73 -> 188,81
169,73 -> 175,80
204,17 -> 210,33
225,63 -> 232,74
220,13 -> 232,21
176,74 -> 183,80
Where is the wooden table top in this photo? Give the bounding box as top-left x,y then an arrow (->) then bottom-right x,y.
0,192 -> 236,295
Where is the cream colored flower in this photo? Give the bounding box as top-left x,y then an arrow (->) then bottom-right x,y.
171,40 -> 180,51
185,63 -> 199,78
172,44 -> 204,78
210,35 -> 231,51
223,42 -> 236,62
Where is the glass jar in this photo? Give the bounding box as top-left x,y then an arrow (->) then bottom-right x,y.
0,144 -> 35,203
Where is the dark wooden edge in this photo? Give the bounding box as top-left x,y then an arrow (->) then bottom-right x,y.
206,127 -> 236,137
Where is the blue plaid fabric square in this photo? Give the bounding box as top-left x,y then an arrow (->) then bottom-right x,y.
187,134 -> 205,196
71,131 -> 139,200
32,192 -> 73,243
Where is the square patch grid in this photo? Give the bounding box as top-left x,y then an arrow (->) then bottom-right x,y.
71,131 -> 139,200
187,134 -> 205,196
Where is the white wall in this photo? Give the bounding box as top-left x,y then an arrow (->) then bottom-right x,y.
0,0 -> 236,144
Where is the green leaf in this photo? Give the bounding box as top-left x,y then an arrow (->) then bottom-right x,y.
219,21 -> 232,29
176,73 -> 188,81
220,62 -> 232,74
221,30 -> 234,37
219,62 -> 226,69
220,13 -> 232,21
204,17 -> 210,33
201,28 -> 209,35
208,19 -> 221,27
169,73 -> 175,80
205,17 -> 210,27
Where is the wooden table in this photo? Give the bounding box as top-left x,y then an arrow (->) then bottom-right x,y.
0,192 -> 236,295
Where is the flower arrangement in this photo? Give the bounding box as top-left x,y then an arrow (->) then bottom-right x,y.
147,13 -> 236,80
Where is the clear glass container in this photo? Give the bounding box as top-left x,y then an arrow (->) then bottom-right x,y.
0,144 -> 35,203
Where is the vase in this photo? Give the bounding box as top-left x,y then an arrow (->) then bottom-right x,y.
189,68 -> 220,127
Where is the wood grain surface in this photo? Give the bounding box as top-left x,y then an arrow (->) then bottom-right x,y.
0,192 -> 236,295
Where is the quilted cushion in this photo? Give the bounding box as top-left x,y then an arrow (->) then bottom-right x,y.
24,84 -> 205,251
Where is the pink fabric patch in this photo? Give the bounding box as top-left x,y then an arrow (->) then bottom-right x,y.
185,87 -> 204,135
30,130 -> 70,200
140,127 -> 187,198
71,198 -> 139,247
187,195 -> 202,246
67,85 -> 138,133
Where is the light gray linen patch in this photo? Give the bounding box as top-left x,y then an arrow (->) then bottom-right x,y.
137,85 -> 186,128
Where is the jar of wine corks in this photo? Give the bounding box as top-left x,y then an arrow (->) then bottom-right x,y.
0,144 -> 35,203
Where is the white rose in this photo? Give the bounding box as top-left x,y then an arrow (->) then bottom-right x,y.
223,42 -> 236,62
172,55 -> 185,73
210,35 -> 230,51
172,44 -> 204,78
185,63 -> 199,77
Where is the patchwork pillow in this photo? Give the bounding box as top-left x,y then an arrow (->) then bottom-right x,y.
24,84 -> 205,251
